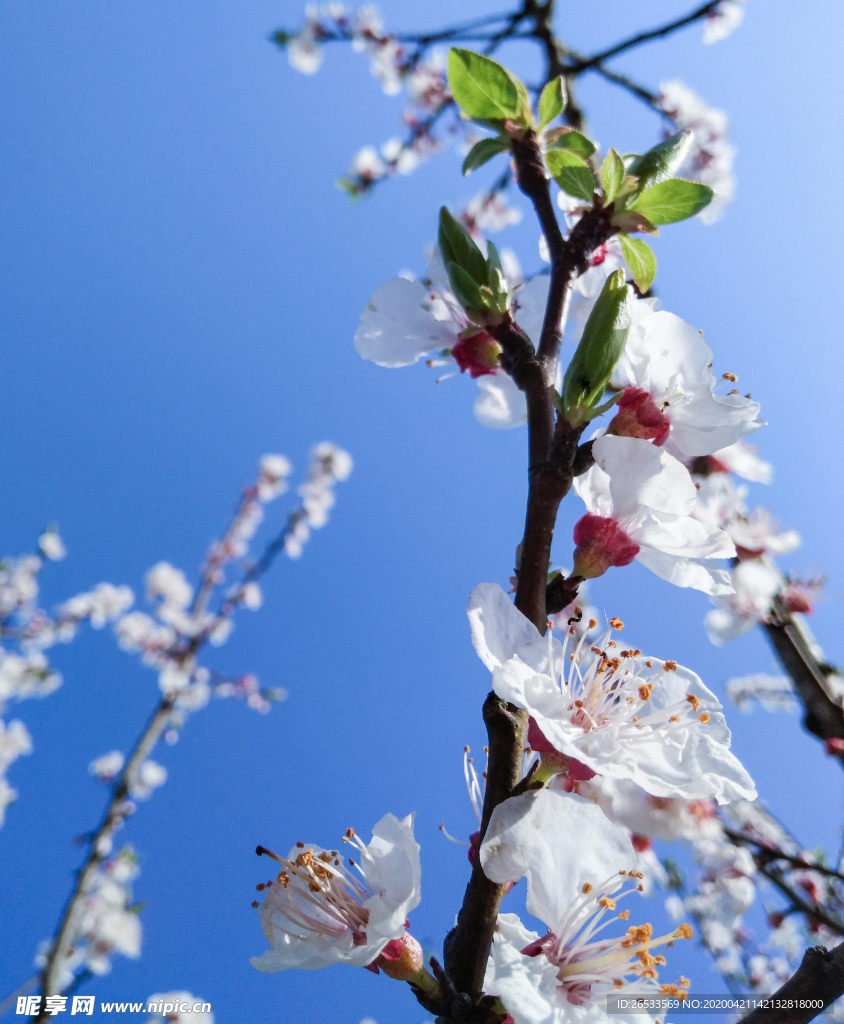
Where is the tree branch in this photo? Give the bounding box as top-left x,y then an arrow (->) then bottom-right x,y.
738,944 -> 844,1024
438,129 -> 616,1013
763,598 -> 844,766
566,2 -> 721,73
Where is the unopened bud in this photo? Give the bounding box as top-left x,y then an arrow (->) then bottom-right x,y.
561,271 -> 633,425
572,513 -> 639,579
375,932 -> 424,980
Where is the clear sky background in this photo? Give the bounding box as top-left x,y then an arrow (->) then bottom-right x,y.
0,2 -> 842,1022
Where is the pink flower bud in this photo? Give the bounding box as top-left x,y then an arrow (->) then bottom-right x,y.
608,387 -> 670,446
451,329 -> 502,378
373,932 -> 424,981
825,738 -> 844,756
572,513 -> 640,579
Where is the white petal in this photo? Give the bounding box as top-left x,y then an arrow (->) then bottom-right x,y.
632,511 -> 736,560
485,914 -> 561,1024
354,278 -> 456,367
364,812 -> 422,942
473,371 -> 527,429
592,436 -> 696,519
635,547 -> 734,596
511,275 -> 550,348
468,583 -> 540,671
481,789 -> 634,929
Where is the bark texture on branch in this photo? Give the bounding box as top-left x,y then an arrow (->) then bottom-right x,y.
763,598 -> 844,763
738,945 -> 844,1024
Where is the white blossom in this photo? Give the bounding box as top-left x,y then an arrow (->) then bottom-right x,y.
610,311 -> 763,459
481,789 -> 694,1022
705,558 -> 782,644
60,583 -> 135,629
38,528 -> 67,561
251,812 -> 421,972
145,563 -> 193,612
709,440 -> 773,483
468,583 -> 755,803
145,993 -> 213,1024
89,750 -> 125,782
703,1 -> 746,44
573,435 -> 736,595
130,759 -> 167,800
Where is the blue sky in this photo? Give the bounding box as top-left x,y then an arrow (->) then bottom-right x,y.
0,2 -> 842,1022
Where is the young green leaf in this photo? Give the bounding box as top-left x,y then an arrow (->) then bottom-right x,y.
461,136 -> 510,176
447,48 -> 521,122
600,148 -> 626,205
625,130 -> 692,192
446,262 -> 487,313
538,76 -> 565,128
438,206 -> 487,286
619,234 -> 657,292
545,150 -> 595,202
628,179 -> 714,225
546,128 -> 597,160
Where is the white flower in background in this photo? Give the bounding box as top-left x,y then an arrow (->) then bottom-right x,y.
0,650 -> 62,705
703,1 -> 746,44
691,472 -> 748,531
146,563 -> 193,612
258,454 -> 292,501
0,717 -> 32,826
657,80 -> 735,222
251,812 -> 421,972
130,759 -> 167,800
37,847 -> 143,987
287,11 -> 324,75
60,583 -> 135,629
89,750 -> 125,782
573,435 -> 736,595
460,189 -> 522,236
610,311 -> 763,459
578,776 -> 722,845
468,583 -> 755,803
705,559 -> 782,644
145,993 -> 213,1024
727,508 -> 800,559
38,528 -> 67,561
704,439 -> 773,483
481,789 -> 694,1022
726,674 -> 796,714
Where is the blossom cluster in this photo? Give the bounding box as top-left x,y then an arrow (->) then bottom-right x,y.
36,847 -> 142,990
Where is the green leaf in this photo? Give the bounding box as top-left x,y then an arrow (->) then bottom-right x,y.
625,130 -> 692,192
600,148 -> 626,205
447,48 -> 521,122
438,206 -> 487,285
446,262 -> 486,313
619,234 -> 657,292
561,270 -> 633,424
545,150 -> 595,202
628,179 -> 714,225
462,136 -> 509,176
546,128 -> 596,160
538,76 -> 565,128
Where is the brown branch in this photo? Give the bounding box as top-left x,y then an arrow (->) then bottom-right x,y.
724,828 -> 844,883
755,864 -> 844,938
738,944 -> 844,1024
763,598 -> 844,766
438,128 -> 615,1014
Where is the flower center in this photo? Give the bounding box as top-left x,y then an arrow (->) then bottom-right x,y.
254,837 -> 374,944
522,871 -> 693,1006
545,622 -> 710,738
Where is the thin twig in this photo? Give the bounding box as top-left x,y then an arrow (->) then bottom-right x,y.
566,1 -> 721,73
